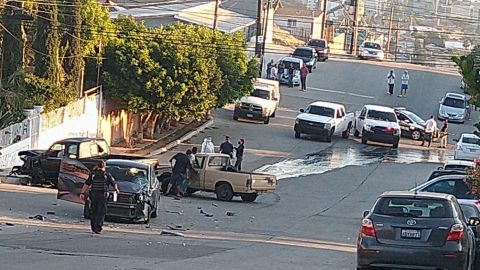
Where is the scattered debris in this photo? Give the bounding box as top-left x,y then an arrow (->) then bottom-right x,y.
165,210 -> 182,215
51,203 -> 59,206
200,209 -> 213,217
197,206 -> 202,209
5,222 -> 14,226
46,211 -> 55,215
145,224 -> 151,229
212,203 -> 218,207
160,230 -> 184,237
29,214 -> 46,221
226,211 -> 235,216
167,224 -> 187,231
182,243 -> 186,247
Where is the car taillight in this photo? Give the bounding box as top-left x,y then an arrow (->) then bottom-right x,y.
361,218 -> 376,237
447,224 -> 464,241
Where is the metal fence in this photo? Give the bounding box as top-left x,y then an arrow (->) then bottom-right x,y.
0,118 -> 31,149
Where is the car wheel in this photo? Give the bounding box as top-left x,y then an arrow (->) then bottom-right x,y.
411,130 -> 422,140
240,193 -> 257,202
233,114 -> 239,121
160,175 -> 171,194
83,199 -> 91,219
295,131 -> 301,138
264,116 -> 270,124
215,182 -> 234,201
393,138 -> 399,149
361,131 -> 368,144
342,124 -> 351,139
271,110 -> 276,118
354,128 -> 360,137
326,128 -> 334,142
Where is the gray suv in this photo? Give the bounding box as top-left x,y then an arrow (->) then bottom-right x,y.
357,191 -> 475,270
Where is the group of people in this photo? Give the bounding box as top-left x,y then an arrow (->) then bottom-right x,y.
386,69 -> 410,97
201,136 -> 245,171
266,59 -> 310,92
421,116 -> 448,148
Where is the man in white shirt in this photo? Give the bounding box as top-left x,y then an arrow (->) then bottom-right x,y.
421,115 -> 437,147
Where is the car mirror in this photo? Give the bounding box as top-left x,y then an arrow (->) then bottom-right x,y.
453,139 -> 459,142
437,166 -> 444,170
273,97 -> 278,101
363,210 -> 370,218
300,109 -> 305,113
468,217 -> 480,226
359,116 -> 365,120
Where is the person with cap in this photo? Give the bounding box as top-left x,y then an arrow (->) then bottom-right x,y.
80,160 -> 119,234
219,136 -> 234,158
234,139 -> 245,171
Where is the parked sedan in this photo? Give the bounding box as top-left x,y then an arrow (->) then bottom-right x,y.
454,133 -> 480,161
357,191 -> 475,270
358,41 -> 384,60
438,92 -> 469,123
411,174 -> 473,200
427,169 -> 466,181
458,199 -> 480,268
395,108 -> 426,140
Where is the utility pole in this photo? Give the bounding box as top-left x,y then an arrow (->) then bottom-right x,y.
394,21 -> 399,62
349,0 -> 359,54
386,5 -> 394,57
255,0 -> 264,59
321,0 -> 328,39
213,0 -> 220,30
261,0 -> 271,59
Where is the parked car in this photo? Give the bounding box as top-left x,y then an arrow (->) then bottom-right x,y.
158,153 -> 276,202
458,199 -> 480,268
441,160 -> 474,171
307,39 -> 329,61
357,191 -> 476,270
294,101 -> 354,142
454,133 -> 480,161
394,108 -> 426,141
410,174 -> 473,200
292,46 -> 317,72
358,41 -> 384,60
438,92 -> 469,123
427,169 -> 466,181
233,78 -> 280,124
58,159 -> 161,223
13,138 -> 141,187
354,105 -> 401,148
277,56 -> 303,86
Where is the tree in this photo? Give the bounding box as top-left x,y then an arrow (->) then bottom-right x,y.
0,71 -> 26,129
2,1 -> 26,80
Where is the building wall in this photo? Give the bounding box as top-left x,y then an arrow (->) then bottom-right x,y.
275,14 -> 317,41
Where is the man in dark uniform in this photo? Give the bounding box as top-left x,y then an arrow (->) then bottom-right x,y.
219,136 -> 234,158
80,160 -> 119,234
165,150 -> 191,198
234,139 -> 245,171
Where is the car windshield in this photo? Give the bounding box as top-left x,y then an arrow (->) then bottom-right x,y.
251,89 -> 270,100
462,137 -> 480,145
402,111 -> 425,125
444,164 -> 472,171
107,165 -> 148,186
280,60 -> 300,70
306,106 -> 334,118
293,49 -> 312,58
374,197 -> 452,218
363,42 -> 381,50
367,110 -> 397,122
443,97 -> 465,108
308,40 -> 326,47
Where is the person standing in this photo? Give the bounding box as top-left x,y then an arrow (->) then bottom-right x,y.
234,139 -> 245,171
219,136 -> 234,158
439,120 -> 448,148
288,64 -> 294,88
399,70 -> 409,97
165,150 -> 191,198
266,60 -> 274,79
80,160 -> 119,234
200,136 -> 215,153
300,64 -> 309,92
386,69 -> 395,95
270,64 -> 278,80
421,115 -> 437,147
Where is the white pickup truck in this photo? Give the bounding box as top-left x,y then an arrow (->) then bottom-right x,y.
233,79 -> 280,124
294,101 -> 354,142
354,105 -> 401,148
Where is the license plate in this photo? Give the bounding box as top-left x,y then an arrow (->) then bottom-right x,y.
246,113 -> 253,118
470,149 -> 477,152
401,229 -> 421,239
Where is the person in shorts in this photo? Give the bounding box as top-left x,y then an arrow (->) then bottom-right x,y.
165,150 -> 191,198
398,70 -> 409,97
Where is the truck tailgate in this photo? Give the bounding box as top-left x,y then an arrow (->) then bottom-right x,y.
250,174 -> 276,191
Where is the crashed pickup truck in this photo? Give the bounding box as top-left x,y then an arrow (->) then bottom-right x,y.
13,137 -> 141,187
159,153 -> 276,202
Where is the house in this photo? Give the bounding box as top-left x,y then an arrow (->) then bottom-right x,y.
274,3 -> 325,41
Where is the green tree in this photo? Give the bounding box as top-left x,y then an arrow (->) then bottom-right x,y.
2,1 -> 26,80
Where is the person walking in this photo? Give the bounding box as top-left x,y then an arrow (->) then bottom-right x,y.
80,160 -> 119,234
219,136 -> 234,158
165,150 -> 191,198
270,64 -> 278,80
266,60 -> 274,79
439,120 -> 448,148
234,139 -> 245,171
399,70 -> 409,97
300,64 -> 309,92
200,136 -> 215,153
386,69 -> 395,95
421,115 -> 437,147
288,64 -> 294,88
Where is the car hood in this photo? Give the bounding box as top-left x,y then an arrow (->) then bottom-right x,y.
240,96 -> 272,107
439,105 -> 465,115
297,113 -> 333,123
365,119 -> 400,129
294,56 -> 314,63
116,181 -> 147,194
362,48 -> 383,54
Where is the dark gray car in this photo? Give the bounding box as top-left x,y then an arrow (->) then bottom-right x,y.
357,191 -> 475,270
411,175 -> 473,200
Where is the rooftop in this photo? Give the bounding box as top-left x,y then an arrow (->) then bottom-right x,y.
275,6 -> 322,17
109,2 -> 208,19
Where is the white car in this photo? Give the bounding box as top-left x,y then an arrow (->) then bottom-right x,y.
277,56 -> 303,86
454,134 -> 480,161
234,79 -> 280,124
294,101 -> 354,142
438,92 -> 469,123
441,160 -> 474,171
358,41 -> 385,60
354,105 -> 401,148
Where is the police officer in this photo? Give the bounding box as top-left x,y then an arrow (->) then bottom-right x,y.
80,160 -> 119,234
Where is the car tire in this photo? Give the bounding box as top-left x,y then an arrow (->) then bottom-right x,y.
354,128 -> 360,137
151,194 -> 159,218
326,128 -> 334,142
411,130 -> 422,140
271,110 -> 276,118
295,131 -> 301,138
83,200 -> 91,219
264,117 -> 270,124
160,175 -> 171,194
342,124 -> 351,139
361,131 -> 368,144
240,193 -> 257,202
393,138 -> 399,149
215,182 -> 234,201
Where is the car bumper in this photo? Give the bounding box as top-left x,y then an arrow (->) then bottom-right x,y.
358,237 -> 468,270
294,124 -> 330,137
454,149 -> 479,161
316,51 -> 328,60
278,75 -> 300,85
106,202 -> 147,220
234,108 -> 267,121
359,52 -> 384,59
438,113 -> 465,122
364,130 -> 399,144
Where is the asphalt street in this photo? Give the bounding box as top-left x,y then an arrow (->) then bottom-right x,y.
0,59 -> 476,270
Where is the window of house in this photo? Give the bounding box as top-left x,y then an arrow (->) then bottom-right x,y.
287,19 -> 297,28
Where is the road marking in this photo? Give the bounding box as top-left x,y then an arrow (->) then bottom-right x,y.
307,87 -> 375,99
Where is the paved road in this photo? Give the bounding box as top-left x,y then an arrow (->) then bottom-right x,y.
1,59 -> 476,270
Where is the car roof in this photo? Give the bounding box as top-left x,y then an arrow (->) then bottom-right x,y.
294,46 -> 315,51
458,199 -> 478,206
280,56 -> 303,63
309,101 -> 344,110
445,92 -> 466,99
362,41 -> 381,45
380,191 -> 455,200
106,159 -> 150,170
461,133 -> 480,139
412,174 -> 466,191
444,160 -> 474,167
364,105 -> 395,113
56,137 -> 105,143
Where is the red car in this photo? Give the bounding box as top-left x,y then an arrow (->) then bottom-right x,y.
307,39 -> 329,61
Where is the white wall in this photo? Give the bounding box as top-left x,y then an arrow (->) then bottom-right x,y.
0,139 -> 31,169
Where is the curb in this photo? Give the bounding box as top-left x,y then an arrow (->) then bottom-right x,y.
147,118 -> 214,157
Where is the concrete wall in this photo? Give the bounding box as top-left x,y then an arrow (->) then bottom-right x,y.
0,139 -> 31,169
275,14 -> 322,41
